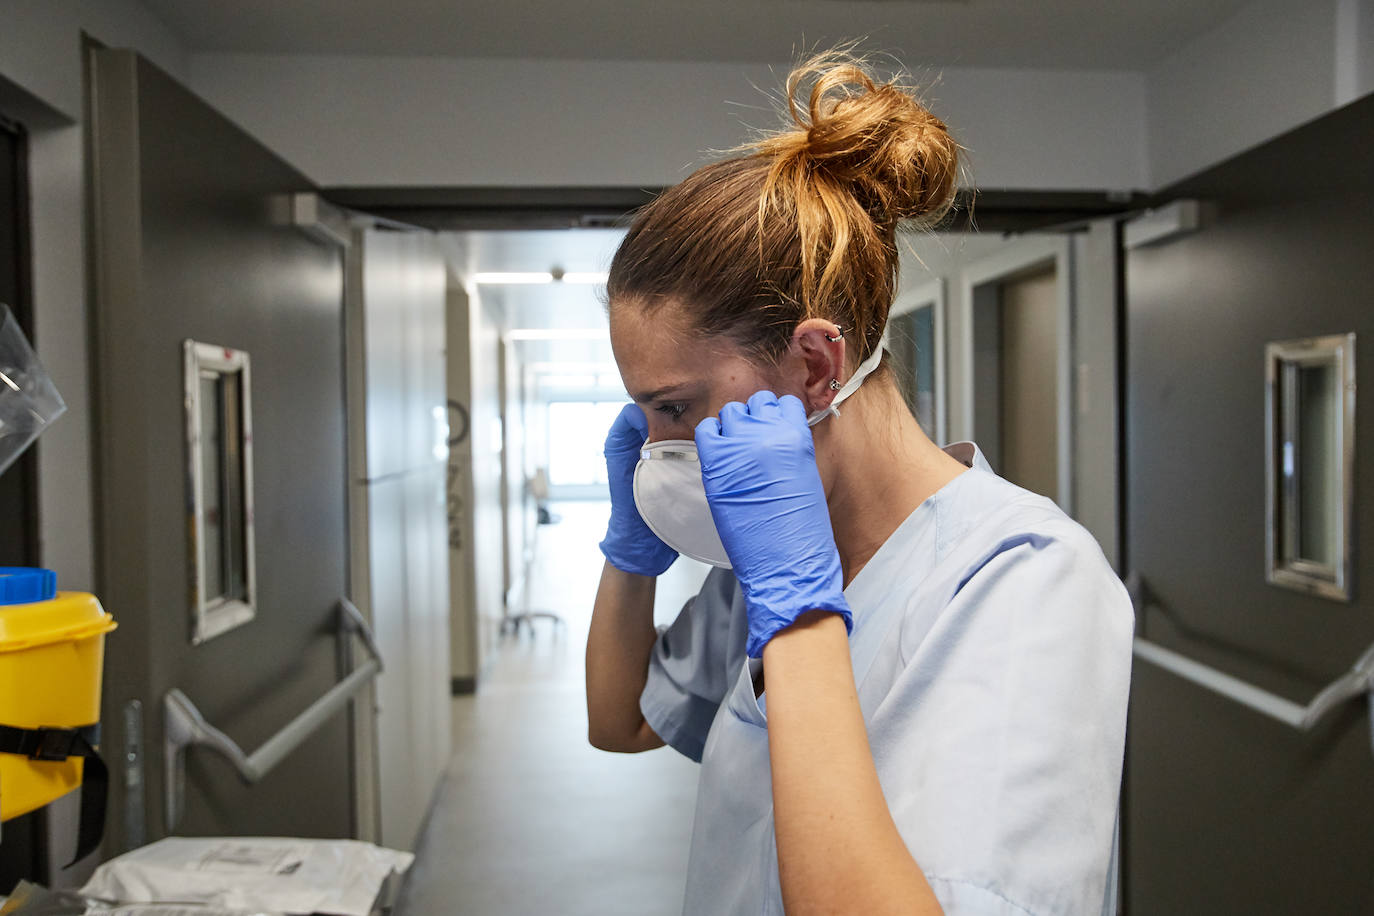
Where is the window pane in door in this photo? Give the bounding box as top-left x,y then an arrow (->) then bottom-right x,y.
1295,362 -> 1338,567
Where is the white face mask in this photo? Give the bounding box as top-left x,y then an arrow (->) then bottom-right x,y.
632,346 -> 886,568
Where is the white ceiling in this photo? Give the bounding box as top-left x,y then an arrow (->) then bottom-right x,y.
461,229 -> 621,369
144,0 -> 1251,70
462,228 -> 624,280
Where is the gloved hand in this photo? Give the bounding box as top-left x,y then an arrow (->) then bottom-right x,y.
599,402 -> 678,577
695,391 -> 851,658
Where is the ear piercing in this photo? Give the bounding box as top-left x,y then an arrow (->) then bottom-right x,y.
827,326 -> 844,388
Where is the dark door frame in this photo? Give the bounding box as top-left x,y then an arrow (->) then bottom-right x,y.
0,107 -> 44,891
0,109 -> 40,568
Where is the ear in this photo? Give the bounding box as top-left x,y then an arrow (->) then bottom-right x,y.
789,319 -> 847,415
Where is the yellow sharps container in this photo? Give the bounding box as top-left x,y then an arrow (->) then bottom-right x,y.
0,567 -> 117,856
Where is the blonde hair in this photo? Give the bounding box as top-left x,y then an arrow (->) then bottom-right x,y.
608,51 -> 960,367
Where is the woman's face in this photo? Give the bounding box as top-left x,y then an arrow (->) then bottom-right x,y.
609,303 -> 789,443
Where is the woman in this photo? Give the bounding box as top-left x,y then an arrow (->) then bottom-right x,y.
585,53 -> 1132,916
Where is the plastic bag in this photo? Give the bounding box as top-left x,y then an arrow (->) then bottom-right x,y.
0,303 -> 66,478
79,838 -> 412,916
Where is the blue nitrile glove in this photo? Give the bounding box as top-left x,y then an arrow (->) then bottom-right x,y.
695,391 -> 851,658
599,403 -> 678,576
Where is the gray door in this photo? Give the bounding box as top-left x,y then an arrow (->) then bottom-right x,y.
965,239 -> 1071,508
1123,93 -> 1374,912
998,265 -> 1059,502
88,49 -> 353,848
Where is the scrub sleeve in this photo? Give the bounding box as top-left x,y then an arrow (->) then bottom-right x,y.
638,567 -> 747,763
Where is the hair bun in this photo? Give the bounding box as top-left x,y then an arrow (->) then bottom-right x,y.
751,53 -> 960,229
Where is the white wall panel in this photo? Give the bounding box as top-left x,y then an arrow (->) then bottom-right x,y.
357,229 -> 451,850
467,293 -> 507,664
1146,0 -> 1342,187
365,474 -> 418,848
445,283 -> 479,685
187,54 -> 1149,192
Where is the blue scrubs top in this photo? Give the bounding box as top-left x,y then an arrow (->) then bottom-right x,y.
639,443 -> 1133,915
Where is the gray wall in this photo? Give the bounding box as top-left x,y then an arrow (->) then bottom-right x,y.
1124,91 -> 1374,913
0,1 -> 188,595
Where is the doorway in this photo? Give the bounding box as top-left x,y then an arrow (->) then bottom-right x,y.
999,264 -> 1060,501
963,237 -> 1074,510
886,278 -> 947,444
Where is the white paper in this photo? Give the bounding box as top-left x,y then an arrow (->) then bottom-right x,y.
80,838 -> 412,916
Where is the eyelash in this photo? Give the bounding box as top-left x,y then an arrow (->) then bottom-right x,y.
656,403 -> 688,422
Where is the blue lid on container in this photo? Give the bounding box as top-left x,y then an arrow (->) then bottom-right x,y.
0,567 -> 57,605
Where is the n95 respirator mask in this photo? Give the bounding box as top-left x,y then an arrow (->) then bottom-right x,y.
631,345 -> 885,569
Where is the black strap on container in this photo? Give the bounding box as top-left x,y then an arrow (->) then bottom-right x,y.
0,723 -> 108,866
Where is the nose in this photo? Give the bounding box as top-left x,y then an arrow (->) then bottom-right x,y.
643,414 -> 676,444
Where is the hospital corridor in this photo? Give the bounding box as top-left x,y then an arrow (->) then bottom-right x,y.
2,2 -> 1374,914
395,501 -> 708,916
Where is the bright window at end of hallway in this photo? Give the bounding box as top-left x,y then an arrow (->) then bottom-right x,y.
547,401 -> 626,488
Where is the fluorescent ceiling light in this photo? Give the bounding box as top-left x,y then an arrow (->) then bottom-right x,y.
473,272 -> 553,284
561,272 -> 609,284
507,328 -> 609,341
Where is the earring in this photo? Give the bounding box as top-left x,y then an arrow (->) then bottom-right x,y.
829,379 -> 842,391
824,327 -> 844,343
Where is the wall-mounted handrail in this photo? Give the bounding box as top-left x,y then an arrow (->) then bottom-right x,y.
1126,573 -> 1374,754
163,597 -> 382,829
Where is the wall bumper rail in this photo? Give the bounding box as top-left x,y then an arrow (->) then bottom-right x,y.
1127,573 -> 1374,754
163,597 -> 382,829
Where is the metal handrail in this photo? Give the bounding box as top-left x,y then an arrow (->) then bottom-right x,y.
1126,573 -> 1374,753
163,597 -> 383,829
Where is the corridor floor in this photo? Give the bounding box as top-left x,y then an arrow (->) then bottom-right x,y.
396,502 -> 711,916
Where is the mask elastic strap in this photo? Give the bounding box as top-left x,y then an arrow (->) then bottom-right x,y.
807,344 -> 886,427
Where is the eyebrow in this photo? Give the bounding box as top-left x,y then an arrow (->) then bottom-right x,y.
631,382 -> 695,403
